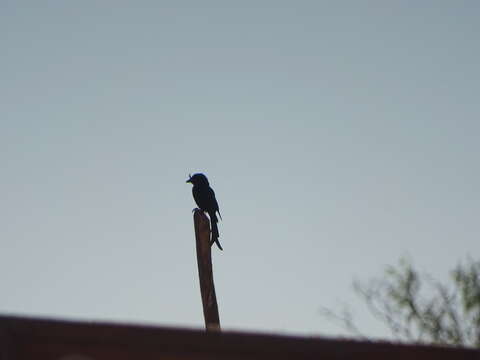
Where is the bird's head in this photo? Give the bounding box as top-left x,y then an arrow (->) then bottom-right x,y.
186,173 -> 209,186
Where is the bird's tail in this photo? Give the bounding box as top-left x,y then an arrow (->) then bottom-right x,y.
209,212 -> 223,250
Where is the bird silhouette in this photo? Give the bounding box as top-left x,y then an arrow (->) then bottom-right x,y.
186,173 -> 223,250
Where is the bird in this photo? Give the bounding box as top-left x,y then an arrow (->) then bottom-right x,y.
186,173 -> 223,250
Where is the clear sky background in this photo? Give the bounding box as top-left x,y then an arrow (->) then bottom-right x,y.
2,2 -> 479,340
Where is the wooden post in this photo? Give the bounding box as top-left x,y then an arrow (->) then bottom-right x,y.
193,209 -> 221,332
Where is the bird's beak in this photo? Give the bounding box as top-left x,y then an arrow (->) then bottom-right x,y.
186,179 -> 191,183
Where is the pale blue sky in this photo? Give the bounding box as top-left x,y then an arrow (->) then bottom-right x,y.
1,2 -> 479,339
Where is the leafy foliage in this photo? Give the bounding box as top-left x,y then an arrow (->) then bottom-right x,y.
321,258 -> 480,348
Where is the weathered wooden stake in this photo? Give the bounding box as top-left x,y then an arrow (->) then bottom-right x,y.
193,209 -> 221,332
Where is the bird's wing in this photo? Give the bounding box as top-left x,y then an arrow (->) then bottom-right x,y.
208,187 -> 219,208
205,187 -> 221,220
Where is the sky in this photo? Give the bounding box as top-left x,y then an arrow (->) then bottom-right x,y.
1,2 -> 479,340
